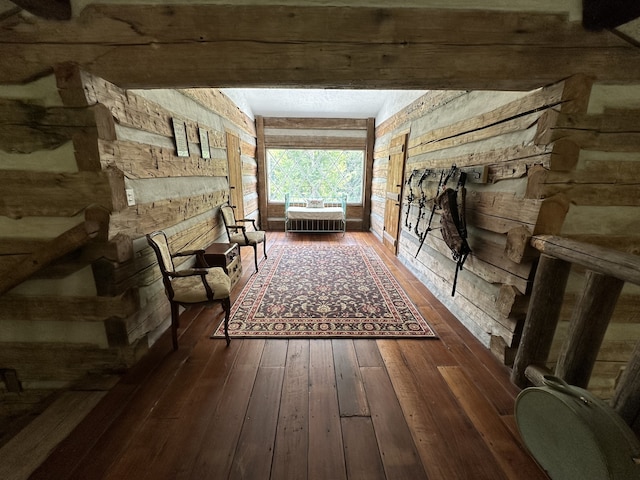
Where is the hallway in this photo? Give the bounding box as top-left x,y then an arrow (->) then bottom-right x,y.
26,232 -> 547,479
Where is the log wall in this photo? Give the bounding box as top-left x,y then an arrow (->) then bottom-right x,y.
372,77 -> 582,352
0,67 -> 256,425
542,83 -> 640,398
372,77 -> 640,399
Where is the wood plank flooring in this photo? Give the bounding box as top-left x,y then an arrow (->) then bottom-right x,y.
26,232 -> 548,480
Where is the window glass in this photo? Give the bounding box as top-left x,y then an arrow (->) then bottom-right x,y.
267,149 -> 364,203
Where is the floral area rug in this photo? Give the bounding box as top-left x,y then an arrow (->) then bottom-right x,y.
211,244 -> 437,339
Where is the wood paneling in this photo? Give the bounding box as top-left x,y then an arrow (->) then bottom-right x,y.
376,91 -> 466,138
0,170 -> 119,218
108,190 -> 227,239
0,290 -> 138,322
264,118 -> 368,130
99,139 -> 228,179
181,88 -> 255,136
264,135 -> 365,149
408,82 -> 564,156
0,100 -> 107,154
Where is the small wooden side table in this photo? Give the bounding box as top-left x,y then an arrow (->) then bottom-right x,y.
199,242 -> 242,290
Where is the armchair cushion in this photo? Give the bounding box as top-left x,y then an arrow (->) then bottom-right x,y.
229,230 -> 265,246
171,267 -> 231,303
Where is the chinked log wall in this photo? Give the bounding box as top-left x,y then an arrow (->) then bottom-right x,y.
257,116 -> 375,231
372,75 -> 640,398
529,81 -> 640,398
0,65 -> 256,415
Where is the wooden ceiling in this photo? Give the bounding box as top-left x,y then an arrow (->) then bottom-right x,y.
1,3 -> 639,91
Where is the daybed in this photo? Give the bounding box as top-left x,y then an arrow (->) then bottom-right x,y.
284,193 -> 347,234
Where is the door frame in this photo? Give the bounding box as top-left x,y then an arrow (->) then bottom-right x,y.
382,129 -> 410,255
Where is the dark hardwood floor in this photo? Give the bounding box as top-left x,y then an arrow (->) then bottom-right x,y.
28,232 -> 548,480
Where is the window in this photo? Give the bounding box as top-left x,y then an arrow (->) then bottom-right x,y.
267,149 -> 364,203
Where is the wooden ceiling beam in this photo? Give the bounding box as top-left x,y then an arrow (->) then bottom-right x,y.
1,5 -> 639,90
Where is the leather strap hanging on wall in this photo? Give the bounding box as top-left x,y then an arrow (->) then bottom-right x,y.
436,171 -> 471,297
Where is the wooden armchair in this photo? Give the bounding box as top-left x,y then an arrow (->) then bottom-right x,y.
147,231 -> 231,349
220,204 -> 267,272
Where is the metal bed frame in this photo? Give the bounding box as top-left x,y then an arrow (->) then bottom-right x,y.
284,193 -> 347,235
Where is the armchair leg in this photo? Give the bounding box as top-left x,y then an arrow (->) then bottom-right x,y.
253,245 -> 259,273
170,302 -> 180,350
250,239 -> 267,273
264,234 -> 267,260
223,297 -> 231,346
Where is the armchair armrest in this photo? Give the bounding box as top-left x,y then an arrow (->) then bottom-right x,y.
226,223 -> 250,243
236,218 -> 259,230
169,268 -> 209,277
227,224 -> 246,231
171,249 -> 209,269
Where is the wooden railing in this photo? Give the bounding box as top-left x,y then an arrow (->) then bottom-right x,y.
511,235 -> 640,429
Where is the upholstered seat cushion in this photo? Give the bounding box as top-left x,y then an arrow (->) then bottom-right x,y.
171,267 -> 231,303
229,230 -> 265,246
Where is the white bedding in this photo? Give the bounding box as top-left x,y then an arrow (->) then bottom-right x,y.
286,206 -> 345,221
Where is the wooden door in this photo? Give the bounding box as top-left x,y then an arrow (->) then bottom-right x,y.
382,131 -> 409,254
226,131 -> 245,220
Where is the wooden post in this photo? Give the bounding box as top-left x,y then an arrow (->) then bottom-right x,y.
555,270 -> 624,388
510,254 -> 571,387
255,116 -> 268,229
362,117 -> 375,232
612,340 -> 640,429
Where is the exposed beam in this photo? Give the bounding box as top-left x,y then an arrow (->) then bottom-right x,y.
0,5 -> 639,90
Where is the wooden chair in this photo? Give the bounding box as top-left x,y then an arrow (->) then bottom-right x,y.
147,231 -> 231,349
220,204 -> 267,272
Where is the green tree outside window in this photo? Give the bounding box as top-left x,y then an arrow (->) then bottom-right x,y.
267,149 -> 364,202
